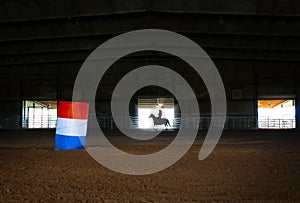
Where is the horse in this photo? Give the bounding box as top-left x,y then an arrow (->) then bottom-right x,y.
148,113 -> 171,128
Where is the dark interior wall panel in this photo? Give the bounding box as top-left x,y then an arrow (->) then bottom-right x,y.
1,14 -> 300,43
0,36 -> 108,56
0,68 -> 21,100
197,101 -> 211,115
197,100 -> 253,117
257,84 -> 295,96
0,62 -> 80,100
0,0 -> 145,22
22,82 -> 57,100
227,101 -> 255,116
153,14 -> 300,37
21,66 -> 57,99
0,100 -> 20,129
150,0 -> 188,12
192,36 -> 300,52
255,0 -> 297,15
255,62 -> 296,96
216,61 -> 255,102
2,35 -> 300,57
256,64 -> 296,96
217,61 -> 254,84
59,74 -> 78,85
0,74 -> 21,85
60,84 -> 74,101
1,0 -> 299,23
201,0 -> 256,14
182,0 -> 297,15
2,48 -> 299,68
0,17 -> 122,42
0,50 -> 90,66
58,63 -> 81,75
0,100 -> 20,116
241,85 -> 256,100
0,85 -> 20,100
95,101 -> 111,115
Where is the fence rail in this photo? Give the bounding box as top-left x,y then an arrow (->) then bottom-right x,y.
258,118 -> 295,129
0,115 -> 296,130
22,116 -> 57,129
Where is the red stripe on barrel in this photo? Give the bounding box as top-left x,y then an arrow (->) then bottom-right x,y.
57,101 -> 89,120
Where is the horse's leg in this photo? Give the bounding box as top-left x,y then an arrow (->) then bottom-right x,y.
154,124 -> 159,130
164,120 -> 169,130
166,119 -> 170,127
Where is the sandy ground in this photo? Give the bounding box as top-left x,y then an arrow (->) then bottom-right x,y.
0,129 -> 299,202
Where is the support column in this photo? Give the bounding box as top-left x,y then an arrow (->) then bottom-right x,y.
296,86 -> 300,130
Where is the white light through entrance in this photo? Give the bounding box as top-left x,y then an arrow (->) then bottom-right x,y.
138,108 -> 174,129
138,98 -> 175,129
22,100 -> 57,128
258,99 -> 296,129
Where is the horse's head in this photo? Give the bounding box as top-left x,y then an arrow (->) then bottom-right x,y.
148,114 -> 154,118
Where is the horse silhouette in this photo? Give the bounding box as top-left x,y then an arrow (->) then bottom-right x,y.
149,113 -> 171,128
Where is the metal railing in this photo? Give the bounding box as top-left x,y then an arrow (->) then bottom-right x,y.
258,118 -> 296,129
174,116 -> 257,129
0,115 -> 296,130
22,115 -> 57,129
95,115 -> 257,130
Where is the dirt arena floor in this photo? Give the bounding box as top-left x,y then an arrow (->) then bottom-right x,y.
0,129 -> 299,202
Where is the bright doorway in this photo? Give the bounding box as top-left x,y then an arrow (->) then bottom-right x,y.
22,100 -> 57,128
138,98 -> 175,129
257,99 -> 296,129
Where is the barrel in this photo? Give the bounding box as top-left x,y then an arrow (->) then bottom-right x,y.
55,101 -> 89,150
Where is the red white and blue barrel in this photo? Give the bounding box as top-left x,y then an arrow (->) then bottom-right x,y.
55,101 -> 89,150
